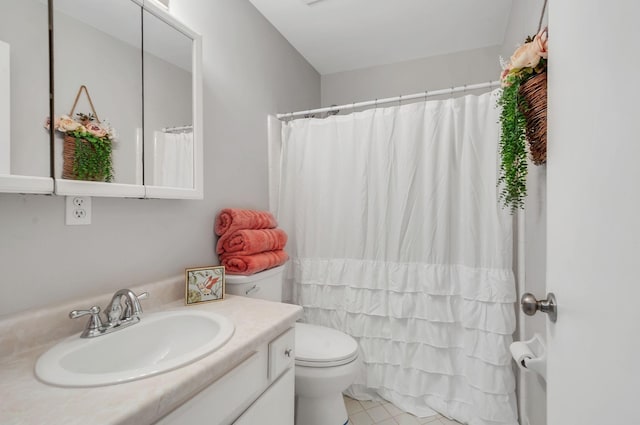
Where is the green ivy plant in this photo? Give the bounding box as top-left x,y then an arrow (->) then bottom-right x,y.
497,73 -> 529,214
497,27 -> 548,213
70,130 -> 114,182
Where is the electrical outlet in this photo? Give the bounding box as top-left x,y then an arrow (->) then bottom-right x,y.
66,196 -> 91,225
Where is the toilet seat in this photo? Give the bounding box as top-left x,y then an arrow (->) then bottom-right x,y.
295,323 -> 358,368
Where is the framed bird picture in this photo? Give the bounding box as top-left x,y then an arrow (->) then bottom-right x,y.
185,266 -> 225,305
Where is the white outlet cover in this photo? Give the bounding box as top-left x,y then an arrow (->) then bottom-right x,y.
65,196 -> 91,225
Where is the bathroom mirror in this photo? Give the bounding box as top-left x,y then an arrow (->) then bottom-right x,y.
51,0 -> 202,199
143,8 -> 196,194
0,0 -> 54,194
142,3 -> 202,199
52,0 -> 145,197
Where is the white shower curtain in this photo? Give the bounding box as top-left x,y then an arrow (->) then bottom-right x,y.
153,130 -> 194,188
271,90 -> 517,425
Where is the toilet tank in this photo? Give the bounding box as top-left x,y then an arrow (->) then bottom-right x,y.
225,265 -> 285,302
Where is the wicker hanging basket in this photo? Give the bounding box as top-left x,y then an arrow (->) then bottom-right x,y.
61,85 -> 112,181
518,71 -> 547,165
62,133 -> 78,180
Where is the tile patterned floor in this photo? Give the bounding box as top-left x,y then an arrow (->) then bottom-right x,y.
344,395 -> 463,425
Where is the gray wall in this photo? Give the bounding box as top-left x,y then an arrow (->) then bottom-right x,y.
0,0 -> 320,316
321,46 -> 502,107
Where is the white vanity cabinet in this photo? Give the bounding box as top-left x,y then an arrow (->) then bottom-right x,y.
234,368 -> 294,425
157,327 -> 295,425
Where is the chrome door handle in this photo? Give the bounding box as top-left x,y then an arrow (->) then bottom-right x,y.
521,292 -> 557,322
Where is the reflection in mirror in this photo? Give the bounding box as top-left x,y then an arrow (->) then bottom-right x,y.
53,0 -> 142,185
143,10 -> 194,189
0,0 -> 50,178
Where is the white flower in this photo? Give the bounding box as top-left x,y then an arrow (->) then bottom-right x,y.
58,115 -> 82,132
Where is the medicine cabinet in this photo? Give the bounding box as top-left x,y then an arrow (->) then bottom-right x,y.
0,0 -> 202,199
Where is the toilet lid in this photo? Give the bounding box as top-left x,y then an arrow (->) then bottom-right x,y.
295,322 -> 358,367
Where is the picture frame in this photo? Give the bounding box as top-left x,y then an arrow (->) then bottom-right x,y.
185,265 -> 225,305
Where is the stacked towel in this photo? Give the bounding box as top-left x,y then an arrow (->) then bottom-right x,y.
217,228 -> 288,255
221,250 -> 289,275
215,208 -> 288,275
215,209 -> 278,237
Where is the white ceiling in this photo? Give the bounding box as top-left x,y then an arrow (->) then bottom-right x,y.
248,0 -> 513,75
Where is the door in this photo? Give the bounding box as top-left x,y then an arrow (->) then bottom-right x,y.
547,1 -> 640,423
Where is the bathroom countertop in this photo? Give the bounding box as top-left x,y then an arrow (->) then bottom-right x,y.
0,294 -> 303,425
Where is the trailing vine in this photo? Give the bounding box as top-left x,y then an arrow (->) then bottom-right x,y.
71,130 -> 114,182
497,79 -> 528,213
498,28 -> 548,213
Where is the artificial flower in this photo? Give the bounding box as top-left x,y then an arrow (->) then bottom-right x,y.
509,28 -> 548,70
500,27 -> 548,86
45,113 -> 115,141
500,68 -> 512,87
58,115 -> 83,132
535,27 -> 548,59
43,116 -> 61,131
85,122 -> 108,138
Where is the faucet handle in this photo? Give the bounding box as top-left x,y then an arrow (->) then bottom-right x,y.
136,292 -> 149,301
69,305 -> 101,319
69,306 -> 104,338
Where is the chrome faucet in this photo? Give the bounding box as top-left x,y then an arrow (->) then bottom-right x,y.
105,289 -> 147,325
69,289 -> 149,338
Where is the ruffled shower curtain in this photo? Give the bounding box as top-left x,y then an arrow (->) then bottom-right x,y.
153,130 -> 194,188
270,91 -> 517,425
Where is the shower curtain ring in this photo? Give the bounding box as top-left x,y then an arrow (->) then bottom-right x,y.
398,95 -> 402,106
424,90 -> 428,102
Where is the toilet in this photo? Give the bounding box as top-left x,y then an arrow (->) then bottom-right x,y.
225,265 -> 359,425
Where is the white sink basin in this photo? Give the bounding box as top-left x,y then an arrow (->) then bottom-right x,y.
35,309 -> 234,387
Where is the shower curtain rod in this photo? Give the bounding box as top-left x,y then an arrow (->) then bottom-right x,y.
276,80 -> 501,119
162,124 -> 193,133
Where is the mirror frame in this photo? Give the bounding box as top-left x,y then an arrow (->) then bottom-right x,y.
51,0 -> 203,199
0,174 -> 54,194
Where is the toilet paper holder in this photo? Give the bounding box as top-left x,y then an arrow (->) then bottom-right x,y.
510,334 -> 547,381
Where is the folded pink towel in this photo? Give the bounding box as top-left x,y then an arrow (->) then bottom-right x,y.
221,250 -> 289,275
214,208 -> 277,236
217,228 -> 288,255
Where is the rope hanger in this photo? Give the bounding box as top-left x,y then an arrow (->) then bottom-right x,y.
537,0 -> 548,33
68,85 -> 100,122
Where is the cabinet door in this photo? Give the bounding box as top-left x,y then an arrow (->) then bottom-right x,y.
233,368 -> 294,425
156,350 -> 268,425
268,328 -> 294,380
0,0 -> 54,194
